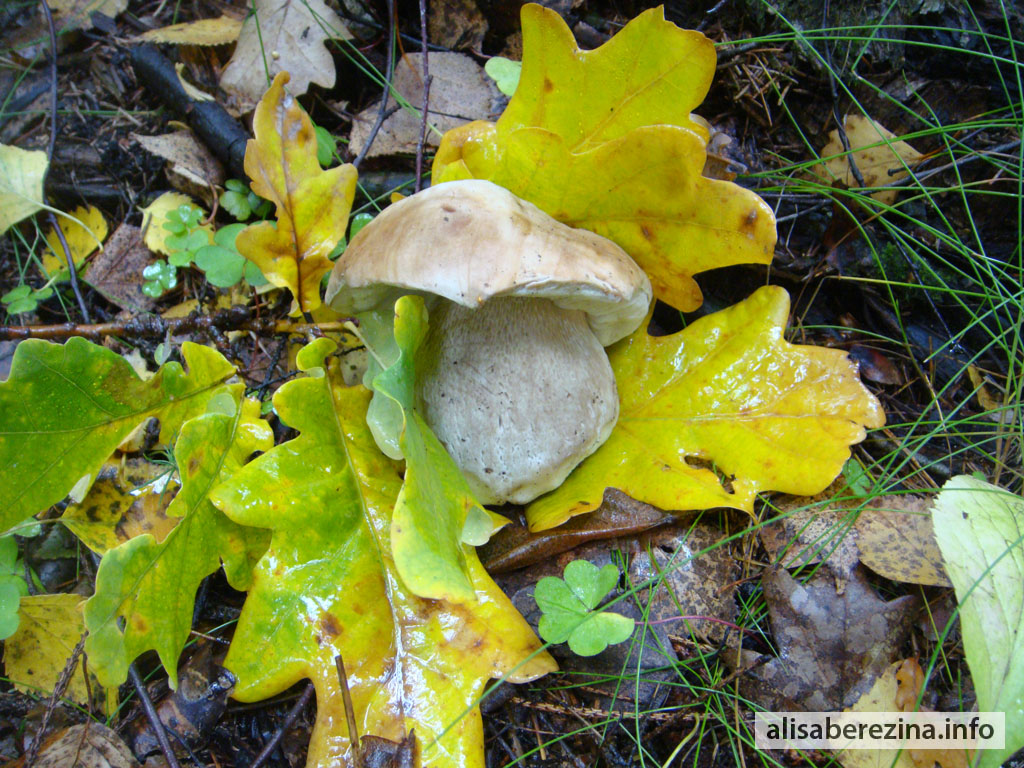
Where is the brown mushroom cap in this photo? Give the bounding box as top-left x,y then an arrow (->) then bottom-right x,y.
325,180 -> 652,346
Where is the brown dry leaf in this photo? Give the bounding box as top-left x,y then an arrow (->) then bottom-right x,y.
428,0 -> 487,50
967,364 -> 1006,416
810,115 -> 924,204
761,493 -> 859,593
854,496 -> 952,587
737,567 -> 918,711
349,52 -> 503,158
480,488 -> 671,572
133,131 -> 225,204
632,522 -> 740,644
8,723 -> 139,768
62,459 -> 179,555
219,0 -> 351,112
83,224 -> 157,313
49,0 -> 127,31
135,14 -> 243,45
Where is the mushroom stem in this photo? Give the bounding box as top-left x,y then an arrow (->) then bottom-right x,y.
415,296 -> 619,505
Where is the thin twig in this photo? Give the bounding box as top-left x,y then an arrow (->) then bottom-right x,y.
128,663 -> 182,768
38,0 -> 91,323
249,683 -> 315,768
335,654 -> 363,768
353,0 -> 396,169
414,0 -> 431,193
24,634 -> 87,768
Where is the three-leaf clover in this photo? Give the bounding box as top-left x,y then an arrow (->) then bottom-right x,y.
194,223 -> 267,287
2,284 -> 53,315
535,560 -> 635,656
142,260 -> 178,297
164,205 -> 211,267
220,179 -> 272,222
0,535 -> 29,640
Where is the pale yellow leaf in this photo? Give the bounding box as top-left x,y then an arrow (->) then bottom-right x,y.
0,143 -> 48,235
140,191 -> 212,256
219,0 -> 352,112
49,0 -> 128,31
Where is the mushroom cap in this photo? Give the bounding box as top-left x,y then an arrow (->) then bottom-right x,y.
325,179 -> 652,346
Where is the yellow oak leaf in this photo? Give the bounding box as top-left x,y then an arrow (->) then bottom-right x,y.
431,6 -> 776,312
212,339 -> 555,768
41,204 -> 108,276
495,4 -> 713,150
526,286 -> 885,531
236,72 -> 356,316
0,143 -> 47,236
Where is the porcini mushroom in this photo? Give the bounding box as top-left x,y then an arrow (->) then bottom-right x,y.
325,180 -> 652,504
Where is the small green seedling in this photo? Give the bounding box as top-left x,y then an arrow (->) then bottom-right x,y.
327,212 -> 376,262
142,260 -> 178,297
535,560 -> 635,656
314,125 -> 337,167
0,535 -> 29,640
220,179 -> 272,221
194,223 -> 268,288
2,284 -> 53,315
163,205 -> 211,267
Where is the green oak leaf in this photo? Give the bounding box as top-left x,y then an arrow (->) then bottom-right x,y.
370,295 -> 486,603
209,338 -> 553,767
84,397 -> 272,688
0,338 -> 237,531
932,476 -> 1024,768
535,560 -> 635,657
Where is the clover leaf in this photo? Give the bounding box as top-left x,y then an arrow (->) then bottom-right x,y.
0,535 -> 29,640
195,223 -> 267,288
142,259 -> 178,297
535,560 -> 635,656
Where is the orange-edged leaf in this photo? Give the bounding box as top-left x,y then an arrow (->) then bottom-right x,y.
437,123 -> 775,312
526,286 -> 885,531
211,338 -> 555,768
497,4 -> 713,149
431,7 -> 776,312
237,72 -> 356,315
84,398 -> 273,688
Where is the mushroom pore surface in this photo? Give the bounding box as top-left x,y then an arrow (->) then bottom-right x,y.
416,296 -> 618,505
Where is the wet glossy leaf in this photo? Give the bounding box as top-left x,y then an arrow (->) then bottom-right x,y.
85,399 -> 272,688
371,296 -> 485,602
431,6 -> 775,312
932,476 -> 1024,768
210,339 -> 555,768
236,72 -> 357,315
0,338 -> 236,531
527,286 -> 885,531
141,192 -> 211,257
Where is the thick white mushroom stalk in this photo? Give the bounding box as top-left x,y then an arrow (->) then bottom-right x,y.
326,180 -> 652,505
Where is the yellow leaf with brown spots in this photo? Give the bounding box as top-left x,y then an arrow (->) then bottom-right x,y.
236,72 -> 356,315
211,338 -> 554,768
432,5 -> 775,312
527,286 -> 885,531
62,459 -> 179,555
